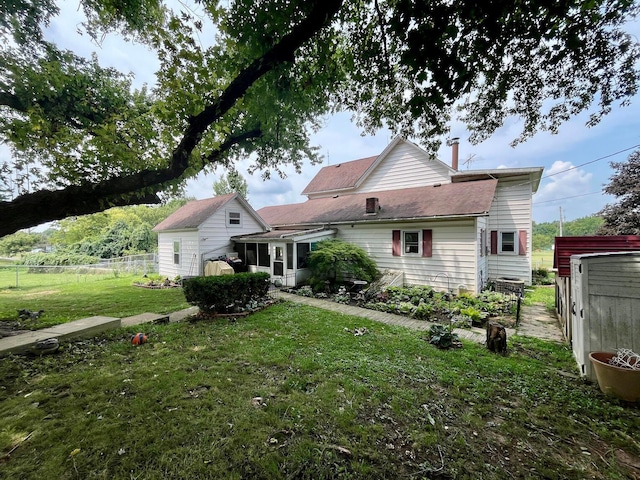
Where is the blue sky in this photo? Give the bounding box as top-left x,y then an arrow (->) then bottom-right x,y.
42,1 -> 640,225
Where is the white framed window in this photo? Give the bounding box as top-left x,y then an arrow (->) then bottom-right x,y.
228,211 -> 241,226
173,240 -> 181,265
499,231 -> 517,254
404,231 -> 420,255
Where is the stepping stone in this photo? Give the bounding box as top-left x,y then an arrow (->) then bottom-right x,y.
41,316 -> 121,340
120,312 -> 170,327
0,316 -> 120,356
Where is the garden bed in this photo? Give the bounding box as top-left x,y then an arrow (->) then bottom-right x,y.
285,284 -> 517,328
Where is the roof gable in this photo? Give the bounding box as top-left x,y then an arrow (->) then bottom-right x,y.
301,155 -> 377,196
301,137 -> 454,198
153,194 -> 269,232
259,179 -> 498,227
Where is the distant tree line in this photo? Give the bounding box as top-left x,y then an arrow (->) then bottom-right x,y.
0,199 -> 189,260
533,216 -> 604,250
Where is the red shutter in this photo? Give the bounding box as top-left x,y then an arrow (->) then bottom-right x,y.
422,229 -> 432,257
490,230 -> 498,255
392,230 -> 401,256
518,230 -> 527,256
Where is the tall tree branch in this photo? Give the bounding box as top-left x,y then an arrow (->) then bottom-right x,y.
0,0 -> 344,236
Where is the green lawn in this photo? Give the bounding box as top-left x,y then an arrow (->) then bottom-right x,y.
0,275 -> 189,329
532,250 -> 554,269
1,301 -> 639,479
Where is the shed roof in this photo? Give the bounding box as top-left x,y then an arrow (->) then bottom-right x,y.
259,179 -> 497,227
231,228 -> 337,242
554,235 -> 640,277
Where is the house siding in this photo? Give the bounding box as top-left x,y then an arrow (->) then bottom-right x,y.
487,178 -> 533,284
157,230 -> 199,278
355,141 -> 452,194
337,219 -> 478,292
198,198 -> 266,264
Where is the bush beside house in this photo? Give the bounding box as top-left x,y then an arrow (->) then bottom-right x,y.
183,272 -> 270,314
308,239 -> 380,292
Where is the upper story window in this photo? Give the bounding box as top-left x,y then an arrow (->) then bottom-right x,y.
228,211 -> 241,226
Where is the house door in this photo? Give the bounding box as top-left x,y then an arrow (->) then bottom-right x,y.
272,243 -> 285,280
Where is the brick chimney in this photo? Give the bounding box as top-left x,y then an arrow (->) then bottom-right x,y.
451,137 -> 459,171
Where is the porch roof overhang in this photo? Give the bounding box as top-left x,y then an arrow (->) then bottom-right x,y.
231,227 -> 337,242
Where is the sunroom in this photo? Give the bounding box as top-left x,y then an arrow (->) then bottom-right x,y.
231,228 -> 337,287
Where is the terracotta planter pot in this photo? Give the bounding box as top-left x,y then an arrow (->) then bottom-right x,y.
589,352 -> 640,402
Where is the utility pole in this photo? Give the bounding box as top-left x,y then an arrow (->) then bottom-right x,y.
559,206 -> 563,236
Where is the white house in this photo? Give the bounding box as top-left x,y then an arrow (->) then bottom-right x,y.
153,193 -> 269,278
154,137 -> 542,292
250,137 -> 542,292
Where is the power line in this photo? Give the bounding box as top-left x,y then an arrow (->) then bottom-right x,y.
541,143 -> 640,180
495,142 -> 640,192
533,190 -> 605,205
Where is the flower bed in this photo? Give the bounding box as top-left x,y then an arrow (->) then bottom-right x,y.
286,284 -> 516,327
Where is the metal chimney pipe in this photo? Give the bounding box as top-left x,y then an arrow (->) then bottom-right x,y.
451,137 -> 459,171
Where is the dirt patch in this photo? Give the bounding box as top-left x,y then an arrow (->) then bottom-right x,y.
20,289 -> 60,298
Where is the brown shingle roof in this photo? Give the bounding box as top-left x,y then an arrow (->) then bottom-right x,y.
152,194 -> 236,231
259,179 -> 498,227
300,156 -> 378,195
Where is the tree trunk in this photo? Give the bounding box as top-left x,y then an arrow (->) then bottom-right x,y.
486,321 -> 507,353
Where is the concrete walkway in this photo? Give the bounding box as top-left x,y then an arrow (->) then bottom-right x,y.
519,303 -> 565,343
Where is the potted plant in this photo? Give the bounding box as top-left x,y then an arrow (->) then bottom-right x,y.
589,349 -> 640,402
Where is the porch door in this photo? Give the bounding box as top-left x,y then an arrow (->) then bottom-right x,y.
272,243 -> 285,279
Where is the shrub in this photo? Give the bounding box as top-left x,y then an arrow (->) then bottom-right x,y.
427,324 -> 459,349
412,302 -> 433,320
532,267 -> 554,285
308,239 -> 379,292
460,306 -> 485,323
182,272 -> 270,314
297,286 -> 314,297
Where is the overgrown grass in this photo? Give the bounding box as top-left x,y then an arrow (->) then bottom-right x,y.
0,275 -> 189,329
1,303 -> 638,479
524,285 -> 556,311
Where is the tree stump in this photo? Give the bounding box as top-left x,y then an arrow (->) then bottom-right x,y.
486,321 -> 507,353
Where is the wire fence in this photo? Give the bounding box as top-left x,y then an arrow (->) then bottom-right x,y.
0,254 -> 158,289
